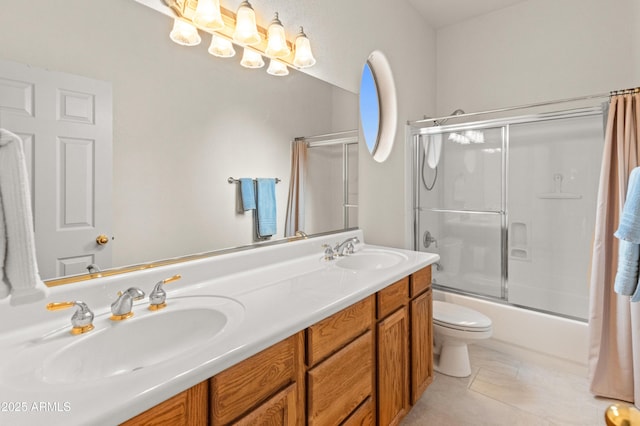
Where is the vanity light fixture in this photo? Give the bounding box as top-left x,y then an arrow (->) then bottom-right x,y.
240,48 -> 265,68
265,13 -> 290,58
193,0 -> 224,30
169,18 -> 201,46
293,27 -> 316,68
233,0 -> 261,46
208,34 -> 236,58
164,0 -> 316,76
267,59 -> 289,76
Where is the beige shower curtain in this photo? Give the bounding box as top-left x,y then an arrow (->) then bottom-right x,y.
589,90 -> 640,404
284,140 -> 307,237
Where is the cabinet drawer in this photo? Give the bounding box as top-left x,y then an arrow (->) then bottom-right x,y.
307,296 -> 374,366
377,277 -> 409,319
234,383 -> 298,426
410,266 -> 432,298
307,330 -> 373,426
121,380 -> 208,426
211,333 -> 302,425
342,397 -> 374,426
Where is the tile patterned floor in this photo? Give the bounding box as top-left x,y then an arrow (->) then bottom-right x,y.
402,344 -> 618,425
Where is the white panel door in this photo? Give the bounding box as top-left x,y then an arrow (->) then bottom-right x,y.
0,59 -> 112,280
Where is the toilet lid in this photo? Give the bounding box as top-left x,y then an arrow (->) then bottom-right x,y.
433,300 -> 492,332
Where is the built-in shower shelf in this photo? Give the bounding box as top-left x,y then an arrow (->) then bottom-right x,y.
536,192 -> 582,199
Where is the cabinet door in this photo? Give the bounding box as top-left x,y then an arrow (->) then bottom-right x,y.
234,383 -> 297,426
410,288 -> 433,405
377,307 -> 409,426
120,380 -> 208,426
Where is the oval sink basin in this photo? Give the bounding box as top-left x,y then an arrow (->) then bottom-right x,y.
40,296 -> 244,384
335,249 -> 407,270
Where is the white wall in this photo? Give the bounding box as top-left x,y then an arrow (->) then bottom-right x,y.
437,0 -> 640,116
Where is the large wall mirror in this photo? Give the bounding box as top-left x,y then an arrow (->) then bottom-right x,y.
0,0 -> 357,282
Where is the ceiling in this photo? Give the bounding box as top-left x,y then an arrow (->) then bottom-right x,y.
407,0 -> 529,29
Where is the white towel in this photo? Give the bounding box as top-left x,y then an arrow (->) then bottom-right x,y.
0,129 -> 48,305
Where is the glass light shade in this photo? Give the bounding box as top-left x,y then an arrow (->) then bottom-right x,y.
267,59 -> 289,76
169,18 -> 201,46
240,48 -> 264,68
193,0 -> 224,30
293,27 -> 316,68
208,34 -> 236,58
265,13 -> 290,58
232,1 -> 261,46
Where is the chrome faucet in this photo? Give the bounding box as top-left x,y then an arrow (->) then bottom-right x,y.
46,301 -> 95,335
334,236 -> 360,256
149,274 -> 182,311
110,287 -> 145,320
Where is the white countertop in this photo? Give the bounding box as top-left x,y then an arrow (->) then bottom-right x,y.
0,230 -> 438,425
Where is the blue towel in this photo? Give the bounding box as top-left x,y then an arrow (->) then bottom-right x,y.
615,167 -> 640,243
239,178 -> 256,211
256,178 -> 276,237
614,239 -> 640,296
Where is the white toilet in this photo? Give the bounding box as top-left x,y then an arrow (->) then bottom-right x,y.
432,300 -> 493,377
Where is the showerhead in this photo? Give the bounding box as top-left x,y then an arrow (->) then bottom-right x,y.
433,108 -> 466,126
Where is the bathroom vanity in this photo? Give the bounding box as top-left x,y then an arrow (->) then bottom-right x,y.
0,230 -> 438,425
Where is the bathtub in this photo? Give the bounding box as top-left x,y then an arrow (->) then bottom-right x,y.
434,289 -> 589,375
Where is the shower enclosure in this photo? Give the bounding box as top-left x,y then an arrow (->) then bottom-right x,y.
411,107 -> 604,320
303,131 -> 358,234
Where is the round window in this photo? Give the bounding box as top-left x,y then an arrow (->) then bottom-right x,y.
359,51 -> 397,163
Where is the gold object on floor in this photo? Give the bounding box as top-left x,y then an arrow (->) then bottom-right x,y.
605,403 -> 640,426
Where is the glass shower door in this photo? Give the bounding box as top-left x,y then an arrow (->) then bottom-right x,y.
418,126 -> 505,298
507,114 -> 603,319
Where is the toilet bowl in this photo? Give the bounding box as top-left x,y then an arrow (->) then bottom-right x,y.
433,300 -> 492,377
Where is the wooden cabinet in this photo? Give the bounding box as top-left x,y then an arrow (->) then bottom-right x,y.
234,383 -> 298,426
376,266 -> 433,425
410,266 -> 433,404
307,331 -> 373,425
306,296 -> 374,366
121,266 -> 432,426
342,397 -> 374,426
410,288 -> 433,404
121,380 -> 208,426
377,307 -> 409,426
306,296 -> 375,426
210,332 -> 304,425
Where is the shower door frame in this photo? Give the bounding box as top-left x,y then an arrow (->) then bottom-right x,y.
410,106 -> 603,308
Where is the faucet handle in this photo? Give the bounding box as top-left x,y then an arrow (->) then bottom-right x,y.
149,274 -> 182,311
344,241 -> 355,255
322,244 -> 335,261
46,301 -> 95,335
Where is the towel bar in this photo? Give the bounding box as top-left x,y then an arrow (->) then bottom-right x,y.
228,177 -> 281,184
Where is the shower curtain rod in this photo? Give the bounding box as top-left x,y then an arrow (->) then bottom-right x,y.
294,129 -> 358,148
294,129 -> 358,142
306,136 -> 358,148
408,91 -> 612,126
